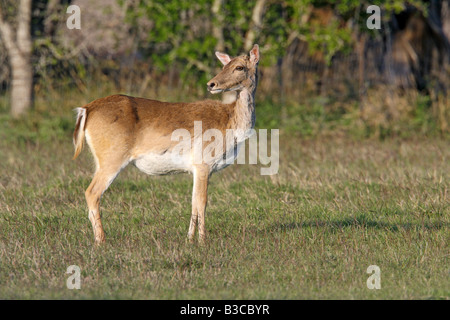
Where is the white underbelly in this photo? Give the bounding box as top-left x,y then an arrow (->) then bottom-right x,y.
133,152 -> 192,175
133,139 -> 245,175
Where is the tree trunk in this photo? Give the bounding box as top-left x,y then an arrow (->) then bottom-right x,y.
221,0 -> 266,105
0,0 -> 33,118
212,0 -> 225,53
211,0 -> 235,103
10,54 -> 33,117
243,0 -> 266,51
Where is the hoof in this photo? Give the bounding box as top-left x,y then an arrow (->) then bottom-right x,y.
94,234 -> 106,245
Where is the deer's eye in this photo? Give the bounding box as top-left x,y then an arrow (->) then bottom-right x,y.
235,66 -> 244,71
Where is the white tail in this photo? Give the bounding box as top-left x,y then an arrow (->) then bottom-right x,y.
73,108 -> 86,160
73,44 -> 260,244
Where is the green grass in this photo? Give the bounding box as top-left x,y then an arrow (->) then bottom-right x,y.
0,91 -> 448,299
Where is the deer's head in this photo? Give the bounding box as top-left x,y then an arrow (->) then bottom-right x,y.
207,44 -> 260,94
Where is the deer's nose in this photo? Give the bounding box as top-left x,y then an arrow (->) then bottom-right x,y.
207,81 -> 217,90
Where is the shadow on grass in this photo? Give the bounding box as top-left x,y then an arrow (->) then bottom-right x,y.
266,215 -> 448,233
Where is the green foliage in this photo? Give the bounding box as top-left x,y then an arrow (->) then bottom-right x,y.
305,20 -> 353,65
120,0 -> 430,78
121,0 -> 358,82
122,0 -> 216,85
333,0 -> 426,15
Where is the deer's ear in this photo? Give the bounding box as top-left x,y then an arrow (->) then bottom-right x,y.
215,52 -> 231,66
249,44 -> 260,65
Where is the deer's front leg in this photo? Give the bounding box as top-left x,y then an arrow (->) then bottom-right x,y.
188,164 -> 210,243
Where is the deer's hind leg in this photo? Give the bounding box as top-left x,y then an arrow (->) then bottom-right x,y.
84,140 -> 129,244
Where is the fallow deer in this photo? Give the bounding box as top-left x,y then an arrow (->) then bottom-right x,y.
73,44 -> 260,244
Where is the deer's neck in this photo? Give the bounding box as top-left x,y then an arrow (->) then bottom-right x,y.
229,85 -> 256,133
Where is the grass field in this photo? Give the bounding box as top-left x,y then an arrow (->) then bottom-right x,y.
0,92 -> 448,299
